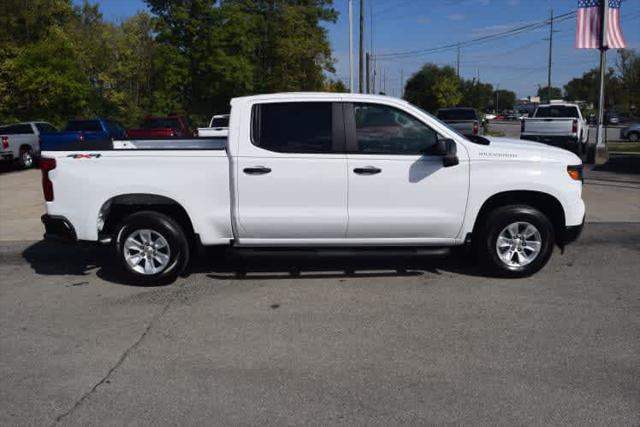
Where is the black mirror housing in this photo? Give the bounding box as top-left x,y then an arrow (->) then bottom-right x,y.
441,139 -> 459,167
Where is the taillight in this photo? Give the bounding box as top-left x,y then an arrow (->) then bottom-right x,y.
40,158 -> 56,201
572,119 -> 577,134
1,136 -> 8,150
473,121 -> 479,135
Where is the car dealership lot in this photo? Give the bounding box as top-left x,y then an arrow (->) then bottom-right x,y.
1,158 -> 639,425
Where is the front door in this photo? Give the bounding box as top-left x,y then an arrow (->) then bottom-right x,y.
345,102 -> 469,242
235,101 -> 348,243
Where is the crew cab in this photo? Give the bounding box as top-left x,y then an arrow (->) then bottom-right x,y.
40,119 -> 127,150
40,93 -> 585,284
127,115 -> 194,138
436,107 -> 482,137
0,121 -> 57,168
521,103 -> 589,155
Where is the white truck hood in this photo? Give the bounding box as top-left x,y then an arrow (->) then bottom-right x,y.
471,136 -> 582,165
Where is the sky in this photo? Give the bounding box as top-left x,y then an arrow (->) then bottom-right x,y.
76,0 -> 640,98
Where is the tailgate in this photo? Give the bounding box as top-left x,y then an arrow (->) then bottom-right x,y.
523,118 -> 575,136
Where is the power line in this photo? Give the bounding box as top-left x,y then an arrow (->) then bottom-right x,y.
375,11 -> 576,60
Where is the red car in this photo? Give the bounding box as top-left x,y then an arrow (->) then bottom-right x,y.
127,115 -> 194,138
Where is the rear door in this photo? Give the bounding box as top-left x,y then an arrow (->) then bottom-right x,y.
345,102 -> 469,242
235,101 -> 348,242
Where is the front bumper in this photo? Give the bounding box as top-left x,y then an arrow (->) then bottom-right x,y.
562,216 -> 585,245
41,215 -> 77,242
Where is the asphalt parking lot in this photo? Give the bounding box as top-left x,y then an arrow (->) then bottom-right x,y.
1,157 -> 639,425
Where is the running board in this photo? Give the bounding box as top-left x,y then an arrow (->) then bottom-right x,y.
230,247 -> 451,258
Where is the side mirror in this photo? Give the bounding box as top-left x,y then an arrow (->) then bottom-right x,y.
441,139 -> 459,167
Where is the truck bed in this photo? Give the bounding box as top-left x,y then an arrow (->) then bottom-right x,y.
41,138 -> 232,244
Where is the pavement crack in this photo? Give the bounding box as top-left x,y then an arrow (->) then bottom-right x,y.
49,290 -> 178,426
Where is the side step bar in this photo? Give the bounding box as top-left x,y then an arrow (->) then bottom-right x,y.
230,247 -> 451,258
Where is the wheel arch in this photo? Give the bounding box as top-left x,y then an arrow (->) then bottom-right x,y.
471,190 -> 566,244
100,193 -> 196,243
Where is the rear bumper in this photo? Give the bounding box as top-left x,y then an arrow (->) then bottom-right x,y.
41,215 -> 77,242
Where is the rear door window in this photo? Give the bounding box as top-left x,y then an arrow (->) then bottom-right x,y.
65,120 -> 103,132
252,102 -> 333,153
35,123 -> 58,133
141,118 -> 181,129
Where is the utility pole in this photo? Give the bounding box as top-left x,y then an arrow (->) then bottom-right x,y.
348,0 -> 354,92
366,52 -> 371,94
400,68 -> 404,98
456,42 -> 461,77
496,83 -> 500,112
372,56 -> 377,94
359,0 -> 365,93
547,9 -> 554,103
384,68 -> 387,94
595,0 -> 609,164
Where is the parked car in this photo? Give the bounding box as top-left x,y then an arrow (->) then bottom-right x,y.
40,93 -> 585,285
606,111 -> 621,125
127,115 -> 194,138
40,119 -> 127,151
620,123 -> 640,142
436,107 -> 481,136
197,114 -> 230,137
521,103 -> 589,155
0,121 -> 57,168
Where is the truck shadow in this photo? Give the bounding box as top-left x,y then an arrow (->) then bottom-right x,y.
21,241 -> 487,286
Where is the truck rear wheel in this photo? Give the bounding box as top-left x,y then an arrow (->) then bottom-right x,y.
115,211 -> 189,285
477,205 -> 554,278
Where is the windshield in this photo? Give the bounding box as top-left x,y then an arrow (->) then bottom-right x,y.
535,106 -> 580,118
437,109 -> 477,121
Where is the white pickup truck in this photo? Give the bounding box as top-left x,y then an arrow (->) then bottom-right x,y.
520,103 -> 589,155
40,93 -> 585,284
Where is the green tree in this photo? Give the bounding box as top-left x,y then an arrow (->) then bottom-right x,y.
537,86 -> 562,102
616,49 -> 640,113
492,89 -> 516,111
433,75 -> 462,107
461,79 -> 493,111
404,64 -> 459,112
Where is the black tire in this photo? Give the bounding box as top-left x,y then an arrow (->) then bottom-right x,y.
476,205 -> 554,278
18,146 -> 34,169
115,211 -> 190,285
628,132 -> 640,142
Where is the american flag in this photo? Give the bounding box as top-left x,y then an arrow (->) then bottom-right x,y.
576,0 -> 626,49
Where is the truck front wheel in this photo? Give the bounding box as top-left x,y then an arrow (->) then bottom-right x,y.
477,205 -> 554,277
115,211 -> 189,285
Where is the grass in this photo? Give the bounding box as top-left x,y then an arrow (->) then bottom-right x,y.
608,143 -> 640,153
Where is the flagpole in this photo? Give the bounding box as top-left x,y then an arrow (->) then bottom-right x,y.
595,0 -> 609,164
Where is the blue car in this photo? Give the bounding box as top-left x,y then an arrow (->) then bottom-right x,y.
40,119 -> 127,150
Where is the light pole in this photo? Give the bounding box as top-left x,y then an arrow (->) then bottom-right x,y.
348,0 -> 354,93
